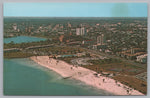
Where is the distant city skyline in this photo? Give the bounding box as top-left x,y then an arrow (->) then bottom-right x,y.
4,3 -> 147,17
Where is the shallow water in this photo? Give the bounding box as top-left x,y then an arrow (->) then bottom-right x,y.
4,36 -> 46,44
3,58 -> 114,96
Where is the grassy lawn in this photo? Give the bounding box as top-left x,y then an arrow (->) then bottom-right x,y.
113,75 -> 147,94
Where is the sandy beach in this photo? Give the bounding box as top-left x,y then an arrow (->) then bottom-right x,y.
30,56 -> 144,95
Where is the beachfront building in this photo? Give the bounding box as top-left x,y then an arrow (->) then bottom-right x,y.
136,54 -> 147,63
117,48 -> 146,60
82,39 -> 94,45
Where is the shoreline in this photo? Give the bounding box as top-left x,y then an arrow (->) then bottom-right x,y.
30,56 -> 144,95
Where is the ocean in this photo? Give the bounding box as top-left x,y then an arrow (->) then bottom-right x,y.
3,58 -> 114,96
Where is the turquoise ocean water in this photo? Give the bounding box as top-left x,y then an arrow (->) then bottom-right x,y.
3,58 -> 114,96
4,36 -> 46,44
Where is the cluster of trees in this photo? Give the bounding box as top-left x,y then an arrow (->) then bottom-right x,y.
4,45 -> 86,58
88,58 -> 122,65
107,30 -> 147,53
4,51 -> 35,58
4,39 -> 54,49
29,46 -> 85,55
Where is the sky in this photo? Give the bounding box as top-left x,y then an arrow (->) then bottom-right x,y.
3,3 -> 147,17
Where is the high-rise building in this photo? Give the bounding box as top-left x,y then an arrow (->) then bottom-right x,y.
76,27 -> 85,36
12,24 -> 17,31
68,22 -> 71,27
76,28 -> 81,35
97,34 -> 105,45
131,47 -> 135,54
80,27 -> 85,35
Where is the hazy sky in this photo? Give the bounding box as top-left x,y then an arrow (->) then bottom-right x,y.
4,3 -> 147,17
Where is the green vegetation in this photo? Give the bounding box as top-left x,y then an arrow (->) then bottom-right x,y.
88,58 -> 122,65
113,76 -> 147,94
4,39 -> 53,49
4,46 -> 85,58
58,57 -> 78,64
81,58 -> 146,94
85,58 -> 144,75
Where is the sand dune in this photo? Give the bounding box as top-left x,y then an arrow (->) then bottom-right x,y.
30,56 -> 143,95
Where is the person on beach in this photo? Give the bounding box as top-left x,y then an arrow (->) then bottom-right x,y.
129,88 -> 133,95
49,56 -> 52,63
103,79 -> 105,82
76,65 -> 78,68
78,72 -> 81,75
127,89 -> 129,94
117,84 -> 121,87
115,80 -> 117,84
56,60 -> 59,65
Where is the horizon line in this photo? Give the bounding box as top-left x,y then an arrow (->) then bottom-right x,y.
3,16 -> 148,18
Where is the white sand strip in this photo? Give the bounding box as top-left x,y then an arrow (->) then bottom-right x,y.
30,56 -> 144,95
